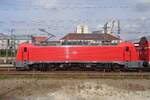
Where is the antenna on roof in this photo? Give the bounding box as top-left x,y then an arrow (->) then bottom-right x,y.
38,28 -> 56,42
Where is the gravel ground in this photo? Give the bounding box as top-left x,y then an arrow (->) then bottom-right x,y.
0,78 -> 150,100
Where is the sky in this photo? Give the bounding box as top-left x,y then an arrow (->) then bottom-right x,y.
0,0 -> 150,40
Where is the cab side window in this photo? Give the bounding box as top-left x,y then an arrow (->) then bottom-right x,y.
125,47 -> 129,52
24,47 -> 27,52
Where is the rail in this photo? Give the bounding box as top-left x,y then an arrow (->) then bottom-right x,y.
0,70 -> 150,79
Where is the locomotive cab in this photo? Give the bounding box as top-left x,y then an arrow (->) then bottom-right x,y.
15,43 -> 31,70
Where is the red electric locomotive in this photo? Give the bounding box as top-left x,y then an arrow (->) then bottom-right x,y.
15,40 -> 143,70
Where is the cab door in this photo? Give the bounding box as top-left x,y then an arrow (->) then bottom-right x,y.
124,46 -> 131,61
22,47 -> 29,63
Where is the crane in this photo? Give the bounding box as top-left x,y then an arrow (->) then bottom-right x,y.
110,20 -> 115,34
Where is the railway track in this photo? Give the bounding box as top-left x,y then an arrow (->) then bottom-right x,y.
0,70 -> 150,79
0,66 -> 150,79
0,66 -> 15,71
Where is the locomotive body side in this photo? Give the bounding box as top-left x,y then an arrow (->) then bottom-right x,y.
15,42 -> 140,69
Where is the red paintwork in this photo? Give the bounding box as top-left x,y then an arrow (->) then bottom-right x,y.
16,42 -> 139,64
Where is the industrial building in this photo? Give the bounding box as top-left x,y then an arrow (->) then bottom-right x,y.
60,25 -> 122,45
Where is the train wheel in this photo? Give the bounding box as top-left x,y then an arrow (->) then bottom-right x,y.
30,65 -> 38,71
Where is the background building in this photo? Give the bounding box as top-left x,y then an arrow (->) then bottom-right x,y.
60,33 -> 121,45
61,25 -> 122,45
76,25 -> 90,34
